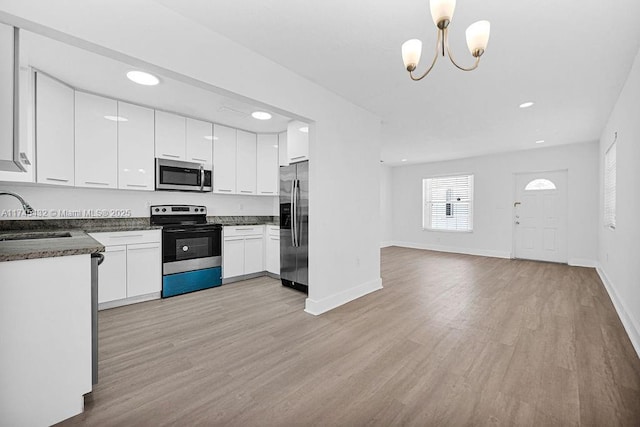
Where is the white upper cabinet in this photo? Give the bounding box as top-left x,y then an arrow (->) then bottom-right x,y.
75,91 -> 118,188
236,130 -> 257,195
186,118 -> 213,165
213,124 -> 236,194
155,110 -> 185,160
278,131 -> 288,167
257,134 -> 278,196
118,101 -> 154,191
35,73 -> 75,186
0,39 -> 36,182
0,23 -> 15,172
286,120 -> 309,163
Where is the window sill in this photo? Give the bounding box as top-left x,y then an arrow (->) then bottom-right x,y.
422,228 -> 473,233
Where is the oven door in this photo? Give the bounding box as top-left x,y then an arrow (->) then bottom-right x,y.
155,158 -> 212,192
162,225 -> 221,275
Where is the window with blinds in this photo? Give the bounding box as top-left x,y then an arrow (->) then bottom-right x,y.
423,174 -> 474,231
604,140 -> 617,229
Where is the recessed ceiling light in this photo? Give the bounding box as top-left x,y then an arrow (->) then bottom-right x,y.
519,101 -> 534,109
401,159 -> 408,162
126,70 -> 160,86
273,144 -> 278,148
299,126 -> 309,133
251,111 -> 272,120
103,115 -> 128,122
535,140 -> 545,144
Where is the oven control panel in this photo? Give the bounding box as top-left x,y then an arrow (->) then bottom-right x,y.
150,205 -> 207,215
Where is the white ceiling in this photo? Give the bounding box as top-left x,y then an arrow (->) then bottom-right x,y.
21,31 -> 293,133
155,0 -> 640,165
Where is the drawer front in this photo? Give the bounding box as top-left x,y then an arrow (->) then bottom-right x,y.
267,225 -> 279,237
223,225 -> 265,237
88,229 -> 161,246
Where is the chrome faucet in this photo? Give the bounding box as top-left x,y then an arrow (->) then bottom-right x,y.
0,191 -> 34,214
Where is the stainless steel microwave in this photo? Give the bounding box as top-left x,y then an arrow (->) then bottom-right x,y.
155,158 -> 212,192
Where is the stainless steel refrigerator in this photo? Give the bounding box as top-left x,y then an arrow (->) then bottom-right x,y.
280,161 -> 308,293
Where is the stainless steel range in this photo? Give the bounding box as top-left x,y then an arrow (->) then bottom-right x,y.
150,205 -> 222,298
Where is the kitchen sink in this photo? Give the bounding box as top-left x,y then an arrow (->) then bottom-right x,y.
0,231 -> 73,242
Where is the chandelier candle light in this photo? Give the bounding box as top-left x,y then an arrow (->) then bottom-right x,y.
402,0 -> 490,80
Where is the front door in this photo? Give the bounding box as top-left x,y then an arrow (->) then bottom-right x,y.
513,170 -> 567,263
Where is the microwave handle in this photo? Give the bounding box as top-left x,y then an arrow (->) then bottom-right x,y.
200,165 -> 204,192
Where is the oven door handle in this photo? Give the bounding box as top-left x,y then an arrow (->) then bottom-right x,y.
163,227 -> 219,234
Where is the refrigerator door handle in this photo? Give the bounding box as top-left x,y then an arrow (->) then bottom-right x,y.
295,179 -> 301,247
291,179 -> 297,247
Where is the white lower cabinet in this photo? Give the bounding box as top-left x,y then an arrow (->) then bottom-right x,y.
223,225 -> 265,279
89,230 -> 161,308
126,242 -> 162,296
244,236 -> 264,274
98,245 -> 127,303
266,226 -> 280,275
222,237 -> 245,279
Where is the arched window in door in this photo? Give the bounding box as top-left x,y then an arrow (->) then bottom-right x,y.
525,178 -> 556,191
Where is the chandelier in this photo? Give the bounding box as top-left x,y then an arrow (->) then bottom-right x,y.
401,0 -> 491,80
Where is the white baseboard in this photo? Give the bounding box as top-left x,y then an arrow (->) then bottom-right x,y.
380,241 -> 394,248
596,265 -> 640,359
391,241 -> 511,259
305,278 -> 383,316
568,258 -> 599,268
98,292 -> 160,311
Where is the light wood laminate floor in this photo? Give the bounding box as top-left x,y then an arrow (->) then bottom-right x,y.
60,247 -> 640,426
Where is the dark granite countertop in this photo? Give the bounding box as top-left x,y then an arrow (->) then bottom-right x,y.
0,216 -> 278,261
0,230 -> 104,262
0,218 -> 160,233
207,216 -> 278,226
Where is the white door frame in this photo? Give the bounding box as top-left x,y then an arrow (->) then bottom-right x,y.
511,169 -> 568,262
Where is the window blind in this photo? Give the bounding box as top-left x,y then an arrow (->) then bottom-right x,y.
423,174 -> 474,231
604,140 -> 616,228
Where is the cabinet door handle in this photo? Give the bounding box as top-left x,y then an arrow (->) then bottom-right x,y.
240,190 -> 253,194
85,181 -> 110,186
19,152 -> 31,165
46,177 -> 69,182
162,154 -> 181,158
217,189 -> 232,192
260,191 -> 274,194
191,158 -> 208,162
291,155 -> 306,160
126,184 -> 148,188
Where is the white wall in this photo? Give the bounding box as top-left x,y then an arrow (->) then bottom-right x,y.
390,142 -> 599,264
0,1 -> 382,314
597,47 -> 640,356
380,164 -> 393,247
0,182 -> 277,218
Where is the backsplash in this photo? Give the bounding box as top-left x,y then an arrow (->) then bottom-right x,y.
0,182 -> 278,219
